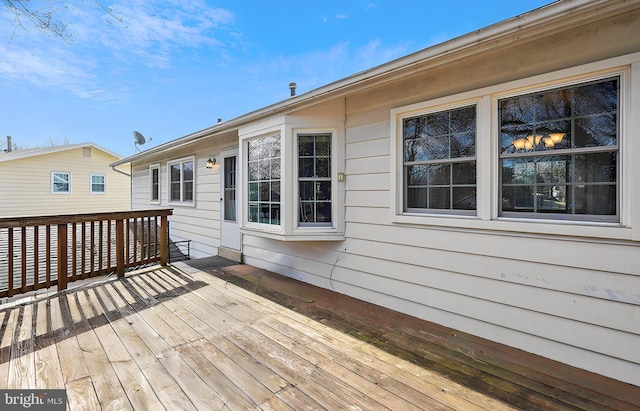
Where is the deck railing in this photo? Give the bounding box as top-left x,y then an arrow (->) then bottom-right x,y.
0,209 -> 173,299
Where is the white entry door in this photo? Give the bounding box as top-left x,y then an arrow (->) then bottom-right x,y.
220,148 -> 241,250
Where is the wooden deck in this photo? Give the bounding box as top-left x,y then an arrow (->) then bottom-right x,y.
0,258 -> 638,410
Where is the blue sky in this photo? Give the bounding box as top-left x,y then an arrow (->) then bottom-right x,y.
0,0 -> 551,157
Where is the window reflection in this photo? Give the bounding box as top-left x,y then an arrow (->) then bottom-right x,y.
499,77 -> 618,219
247,134 -> 281,225
403,105 -> 477,212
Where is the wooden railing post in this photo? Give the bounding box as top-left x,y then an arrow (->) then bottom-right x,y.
160,215 -> 168,266
57,223 -> 68,291
116,218 -> 125,277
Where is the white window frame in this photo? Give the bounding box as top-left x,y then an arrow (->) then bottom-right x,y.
246,133 -> 282,228
149,163 -> 160,204
391,53 -> 638,242
167,156 -> 195,206
51,171 -> 71,194
239,121 -> 345,241
90,174 -> 106,194
398,102 -> 479,216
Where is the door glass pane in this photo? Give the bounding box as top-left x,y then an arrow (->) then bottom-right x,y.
224,156 -> 236,221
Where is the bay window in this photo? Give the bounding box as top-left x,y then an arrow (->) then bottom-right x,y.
241,124 -> 344,240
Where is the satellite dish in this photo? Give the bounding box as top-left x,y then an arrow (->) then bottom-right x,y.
133,130 -> 152,152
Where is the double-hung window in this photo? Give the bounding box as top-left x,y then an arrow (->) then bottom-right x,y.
52,172 -> 71,194
499,77 -> 619,221
247,134 -> 281,225
150,164 -> 160,203
168,158 -> 194,204
298,134 -> 332,226
90,174 -> 106,194
402,105 -> 477,214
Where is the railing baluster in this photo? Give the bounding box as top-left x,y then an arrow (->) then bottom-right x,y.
116,218 -> 124,277
90,221 -> 95,276
126,218 -> 130,268
98,220 -> 104,276
160,215 -> 168,266
8,228 -> 14,297
72,222 -> 77,281
57,223 -> 68,292
107,220 -> 112,271
46,225 -> 51,288
81,222 -> 86,279
21,226 -> 27,293
133,217 -> 138,265
33,226 -> 39,289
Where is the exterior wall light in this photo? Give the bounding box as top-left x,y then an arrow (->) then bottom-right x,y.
206,155 -> 216,168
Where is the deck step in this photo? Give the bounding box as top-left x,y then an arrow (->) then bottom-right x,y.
217,246 -> 242,263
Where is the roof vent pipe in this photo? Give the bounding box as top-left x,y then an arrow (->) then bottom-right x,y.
289,82 -> 297,97
6,136 -> 12,152
217,118 -> 222,124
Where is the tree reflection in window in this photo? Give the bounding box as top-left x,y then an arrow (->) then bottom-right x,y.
403,105 -> 477,212
248,134 -> 281,225
499,77 -> 618,219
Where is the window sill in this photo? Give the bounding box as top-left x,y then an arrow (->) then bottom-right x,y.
241,226 -> 345,242
167,201 -> 195,208
392,213 -> 634,243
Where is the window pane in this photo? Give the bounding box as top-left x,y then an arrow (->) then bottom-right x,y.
403,105 -> 476,213
499,77 -> 618,220
300,181 -> 314,200
297,134 -> 332,225
171,183 -> 180,201
299,158 -> 314,177
429,187 -> 450,209
316,158 -> 330,178
574,185 -> 616,215
316,202 -> 332,222
453,187 -> 476,210
452,162 -> 475,185
91,175 -> 105,193
183,161 -> 193,181
170,164 -> 180,182
248,135 -> 281,226
317,182 -> 331,201
53,173 -> 70,193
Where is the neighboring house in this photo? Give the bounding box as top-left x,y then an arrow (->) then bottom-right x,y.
0,143 -> 131,217
111,0 -> 640,386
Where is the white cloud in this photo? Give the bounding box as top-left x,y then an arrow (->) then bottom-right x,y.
335,14 -> 349,20
0,1 -> 238,100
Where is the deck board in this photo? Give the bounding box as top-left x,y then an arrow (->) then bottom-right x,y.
1,259 -> 636,410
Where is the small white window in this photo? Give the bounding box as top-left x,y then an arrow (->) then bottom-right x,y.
150,164 -> 160,203
168,157 -> 194,205
90,174 -> 106,194
52,172 -> 71,194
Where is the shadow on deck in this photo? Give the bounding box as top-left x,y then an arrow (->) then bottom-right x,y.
1,257 -> 638,410
187,257 -> 640,411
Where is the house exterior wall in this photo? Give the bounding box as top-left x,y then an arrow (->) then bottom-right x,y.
130,133 -> 237,259
0,147 -> 130,217
240,10 -> 640,386
124,4 -> 640,386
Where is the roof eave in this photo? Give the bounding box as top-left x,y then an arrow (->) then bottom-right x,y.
111,0 -> 638,167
